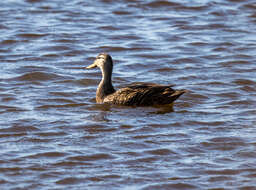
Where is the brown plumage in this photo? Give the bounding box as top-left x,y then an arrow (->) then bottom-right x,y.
86,53 -> 187,106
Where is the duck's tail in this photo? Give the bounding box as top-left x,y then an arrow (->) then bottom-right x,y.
167,89 -> 188,104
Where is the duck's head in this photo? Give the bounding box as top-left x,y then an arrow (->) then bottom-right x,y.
86,53 -> 113,71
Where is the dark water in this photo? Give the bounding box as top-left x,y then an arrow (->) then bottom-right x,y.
1,0 -> 256,189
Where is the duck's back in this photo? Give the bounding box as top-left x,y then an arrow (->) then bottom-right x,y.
103,82 -> 186,106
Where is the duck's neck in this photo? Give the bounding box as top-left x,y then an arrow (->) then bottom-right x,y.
96,67 -> 115,103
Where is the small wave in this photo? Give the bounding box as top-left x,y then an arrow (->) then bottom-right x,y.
36,103 -> 88,110
205,168 -> 241,175
112,10 -> 131,15
143,183 -> 198,190
25,151 -> 68,159
56,177 -> 83,185
87,174 -> 121,182
96,46 -> 131,52
0,24 -> 8,30
200,136 -> 246,151
68,153 -> 115,161
0,39 -> 18,45
35,131 -> 67,137
143,1 -> 181,8
17,33 -> 47,39
39,45 -> 71,52
11,71 -> 65,82
0,105 -> 27,113
232,79 -> 256,86
0,124 -> 38,133
26,0 -> 44,3
145,148 -> 177,156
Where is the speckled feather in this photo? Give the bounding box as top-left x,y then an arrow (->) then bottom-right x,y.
103,83 -> 186,106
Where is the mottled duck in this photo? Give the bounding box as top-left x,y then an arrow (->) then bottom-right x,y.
86,53 -> 187,106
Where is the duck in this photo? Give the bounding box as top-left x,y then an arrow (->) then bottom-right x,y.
86,53 -> 187,106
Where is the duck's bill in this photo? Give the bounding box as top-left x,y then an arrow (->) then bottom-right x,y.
86,62 -> 97,69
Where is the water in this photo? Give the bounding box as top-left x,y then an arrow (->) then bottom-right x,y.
0,0 -> 256,189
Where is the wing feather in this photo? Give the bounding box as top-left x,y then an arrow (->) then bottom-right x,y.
103,83 -> 186,106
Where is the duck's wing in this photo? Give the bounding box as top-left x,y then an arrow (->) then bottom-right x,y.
103,83 -> 186,106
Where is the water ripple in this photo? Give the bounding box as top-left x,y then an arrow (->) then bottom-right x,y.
0,0 -> 256,189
